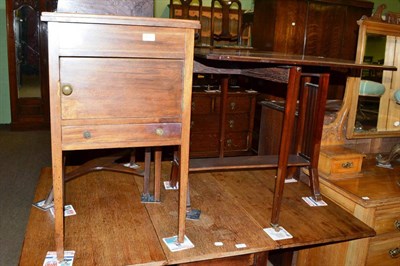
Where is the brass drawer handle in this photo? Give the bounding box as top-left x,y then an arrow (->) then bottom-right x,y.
190,121 -> 194,129
61,84 -> 73,96
229,119 -> 234,128
83,131 -> 91,139
191,102 -> 195,110
389,247 -> 400,258
341,162 -> 353,168
155,128 -> 164,136
230,102 -> 236,110
395,220 -> 400,231
226,139 -> 232,147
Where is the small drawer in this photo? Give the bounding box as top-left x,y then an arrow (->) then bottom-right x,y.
225,95 -> 253,113
330,157 -> 363,174
224,132 -> 250,151
189,133 -> 219,153
191,94 -> 218,114
62,123 -> 181,150
191,114 -> 220,132
225,113 -> 250,131
58,23 -> 186,58
366,233 -> 400,266
318,146 -> 364,176
374,205 -> 400,234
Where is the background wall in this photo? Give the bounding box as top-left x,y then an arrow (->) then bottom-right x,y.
372,0 -> 400,13
0,0 -> 399,124
0,0 -> 11,124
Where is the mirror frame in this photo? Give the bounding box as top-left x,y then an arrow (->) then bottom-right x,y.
6,0 -> 58,130
346,7 -> 400,139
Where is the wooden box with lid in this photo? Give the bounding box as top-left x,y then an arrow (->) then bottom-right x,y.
318,145 -> 366,178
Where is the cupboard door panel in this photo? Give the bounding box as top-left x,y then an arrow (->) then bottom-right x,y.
60,58 -> 183,121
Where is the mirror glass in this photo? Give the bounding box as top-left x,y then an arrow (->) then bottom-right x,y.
13,5 -> 41,98
354,34 -> 386,134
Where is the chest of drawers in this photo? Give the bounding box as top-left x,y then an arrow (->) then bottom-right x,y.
190,90 -> 258,157
42,12 -> 200,260
296,158 -> 400,265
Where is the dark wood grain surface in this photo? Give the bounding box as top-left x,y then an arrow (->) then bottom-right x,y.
20,165 -> 375,265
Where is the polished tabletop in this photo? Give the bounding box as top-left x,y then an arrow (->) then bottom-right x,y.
194,47 -> 397,71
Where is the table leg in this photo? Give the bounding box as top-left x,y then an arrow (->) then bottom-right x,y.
52,149 -> 64,261
307,74 -> 330,201
270,66 -> 302,229
154,147 -> 162,202
219,77 -> 229,158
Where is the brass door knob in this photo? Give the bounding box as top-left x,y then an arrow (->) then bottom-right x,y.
62,84 -> 73,96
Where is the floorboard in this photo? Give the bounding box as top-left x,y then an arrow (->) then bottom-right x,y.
19,163 -> 375,265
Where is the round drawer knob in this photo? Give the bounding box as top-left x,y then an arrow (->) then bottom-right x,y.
83,131 -> 91,139
155,128 -> 164,136
226,139 -> 232,147
62,84 -> 73,96
395,220 -> 400,231
394,121 -> 400,127
389,247 -> 400,258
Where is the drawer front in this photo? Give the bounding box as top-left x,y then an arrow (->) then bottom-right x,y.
191,114 -> 220,132
62,123 -> 181,150
224,95 -> 253,114
60,58 -> 183,121
190,133 -> 219,153
330,157 -> 363,174
366,233 -> 400,266
225,132 -> 250,151
191,94 -> 217,114
225,113 -> 250,132
58,23 -> 186,58
375,205 -> 400,234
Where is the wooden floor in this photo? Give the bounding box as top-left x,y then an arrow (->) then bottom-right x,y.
19,163 -> 375,265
